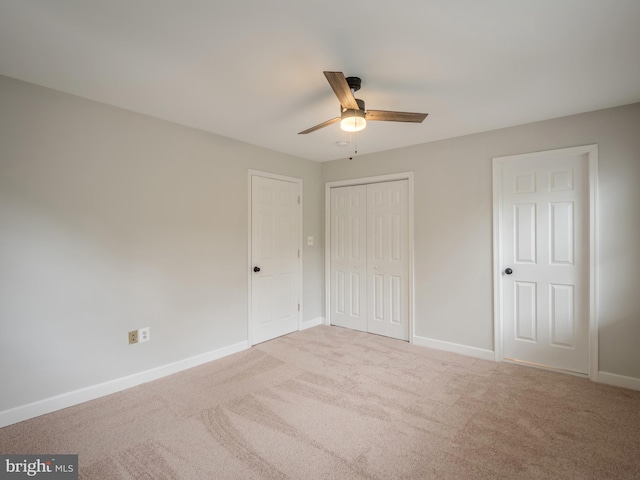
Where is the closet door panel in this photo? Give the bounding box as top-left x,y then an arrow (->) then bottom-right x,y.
330,185 -> 367,331
366,180 -> 409,340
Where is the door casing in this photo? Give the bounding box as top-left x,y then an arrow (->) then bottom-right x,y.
247,170 -> 303,346
492,145 -> 598,380
325,172 -> 415,342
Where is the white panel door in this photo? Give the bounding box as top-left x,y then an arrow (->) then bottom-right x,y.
366,181 -> 409,341
501,153 -> 589,373
251,175 -> 300,345
330,185 -> 367,332
329,180 -> 409,341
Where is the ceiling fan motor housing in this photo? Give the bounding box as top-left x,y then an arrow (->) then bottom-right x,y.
342,98 -> 366,113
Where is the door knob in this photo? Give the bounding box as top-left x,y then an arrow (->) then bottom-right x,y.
253,266 -> 261,273
504,268 -> 513,275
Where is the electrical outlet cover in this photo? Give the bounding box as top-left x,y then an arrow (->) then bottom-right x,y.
138,327 -> 150,343
128,330 -> 138,344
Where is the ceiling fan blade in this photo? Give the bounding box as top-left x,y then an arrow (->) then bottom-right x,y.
323,71 -> 359,110
298,117 -> 340,134
366,110 -> 428,123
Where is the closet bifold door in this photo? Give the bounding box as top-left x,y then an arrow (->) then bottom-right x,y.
330,180 -> 409,341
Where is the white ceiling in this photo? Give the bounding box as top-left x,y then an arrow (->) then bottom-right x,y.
1,1 -> 639,162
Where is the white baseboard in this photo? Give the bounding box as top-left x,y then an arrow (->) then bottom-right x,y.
300,317 -> 325,330
412,335 -> 495,361
597,371 -> 640,391
0,340 -> 249,428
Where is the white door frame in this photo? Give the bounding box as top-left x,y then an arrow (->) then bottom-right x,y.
325,172 -> 415,343
247,170 -> 303,346
492,145 -> 598,380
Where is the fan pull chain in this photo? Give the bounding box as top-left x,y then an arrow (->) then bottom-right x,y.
348,133 -> 358,160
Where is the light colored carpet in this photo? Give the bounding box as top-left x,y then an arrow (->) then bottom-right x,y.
1,325 -> 639,479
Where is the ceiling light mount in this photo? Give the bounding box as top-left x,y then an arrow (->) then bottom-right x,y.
345,76 -> 362,93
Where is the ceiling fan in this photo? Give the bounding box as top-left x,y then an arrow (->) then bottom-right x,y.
298,71 -> 428,135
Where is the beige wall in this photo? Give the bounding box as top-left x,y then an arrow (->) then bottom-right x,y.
0,76 -> 324,411
323,102 -> 640,379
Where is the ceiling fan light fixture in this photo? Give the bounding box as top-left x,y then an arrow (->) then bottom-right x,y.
298,72 -> 427,135
340,108 -> 366,132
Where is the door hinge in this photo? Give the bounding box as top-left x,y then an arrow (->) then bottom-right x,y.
298,304 -> 301,311
298,249 -> 300,258
298,195 -> 300,204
